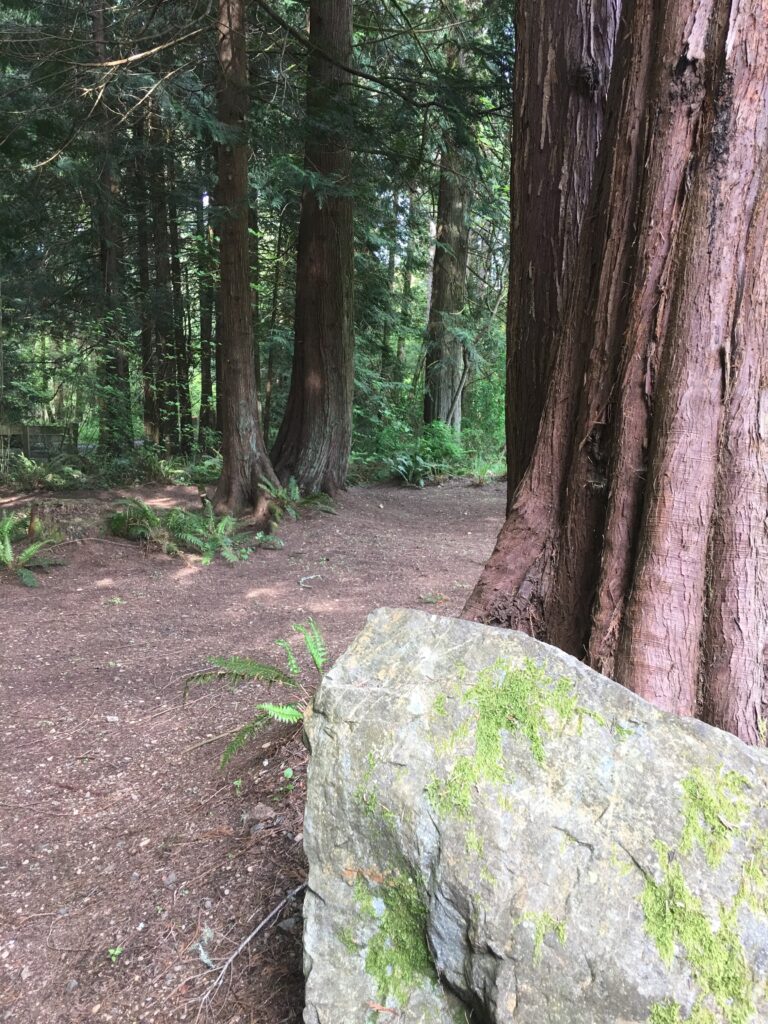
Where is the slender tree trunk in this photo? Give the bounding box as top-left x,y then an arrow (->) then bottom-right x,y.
270,0 -> 355,495
168,153 -> 193,453
381,192 -> 399,376
424,137 -> 471,432
397,190 -> 418,375
465,0 -> 768,746
148,108 -> 179,448
213,0 -> 277,518
263,211 -> 285,447
133,116 -> 159,443
505,0 -> 619,496
92,2 -> 132,454
196,201 -> 216,444
250,202 -> 261,396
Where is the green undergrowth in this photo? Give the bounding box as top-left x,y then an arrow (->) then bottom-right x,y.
0,511 -> 64,586
355,873 -> 435,1006
107,497 -> 281,563
427,657 -> 603,820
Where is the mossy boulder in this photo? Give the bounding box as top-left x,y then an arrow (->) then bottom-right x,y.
302,609 -> 768,1024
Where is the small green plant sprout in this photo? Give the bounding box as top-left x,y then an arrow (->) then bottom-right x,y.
276,765 -> 296,794
0,512 -> 63,587
107,945 -> 124,965
183,619 -> 328,767
232,778 -> 243,796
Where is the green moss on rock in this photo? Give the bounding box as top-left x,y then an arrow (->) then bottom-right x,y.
739,831 -> 768,915
433,693 -> 448,717
649,1001 -> 717,1024
520,911 -> 567,964
364,874 -> 436,1006
427,658 -> 598,821
680,767 -> 749,868
642,843 -> 754,1024
354,875 -> 376,920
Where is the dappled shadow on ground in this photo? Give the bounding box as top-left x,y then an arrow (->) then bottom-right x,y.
0,480 -> 504,1023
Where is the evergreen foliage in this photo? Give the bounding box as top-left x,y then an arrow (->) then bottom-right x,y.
1,0 -> 511,483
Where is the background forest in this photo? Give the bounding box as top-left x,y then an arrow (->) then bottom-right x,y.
1,0 -> 511,493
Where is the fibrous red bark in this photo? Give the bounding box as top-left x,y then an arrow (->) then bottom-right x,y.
505,0 -> 619,497
466,0 -> 768,744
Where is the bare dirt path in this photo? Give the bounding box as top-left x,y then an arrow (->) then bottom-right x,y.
0,480 -> 504,1024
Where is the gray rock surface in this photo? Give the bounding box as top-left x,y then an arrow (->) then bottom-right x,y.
302,608 -> 768,1024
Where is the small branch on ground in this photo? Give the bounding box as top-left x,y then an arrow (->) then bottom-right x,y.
196,882 -> 307,1013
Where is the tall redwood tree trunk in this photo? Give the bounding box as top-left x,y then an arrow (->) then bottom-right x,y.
213,0 -> 277,517
505,0 -> 619,496
465,0 -> 768,746
270,0 -> 354,495
423,133 -> 471,432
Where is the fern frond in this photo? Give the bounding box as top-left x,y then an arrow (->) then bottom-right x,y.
219,717 -> 269,767
286,478 -> 301,503
0,517 -> 15,567
275,639 -> 301,677
15,539 -> 54,566
16,567 -> 40,587
182,669 -> 221,699
256,702 -> 303,724
294,618 -> 328,672
255,533 -> 284,550
299,492 -> 336,514
208,654 -> 297,686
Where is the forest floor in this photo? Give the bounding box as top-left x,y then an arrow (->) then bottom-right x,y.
0,478 -> 504,1024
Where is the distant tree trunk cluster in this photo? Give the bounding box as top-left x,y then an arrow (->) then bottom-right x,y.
466,0 -> 768,745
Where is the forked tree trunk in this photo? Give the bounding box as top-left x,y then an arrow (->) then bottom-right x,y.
423,136 -> 471,432
270,0 -> 354,495
505,0 -> 619,496
213,0 -> 277,518
465,0 -> 768,745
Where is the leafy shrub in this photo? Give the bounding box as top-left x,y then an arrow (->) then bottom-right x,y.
379,421 -> 467,486
0,453 -> 87,491
260,477 -> 335,521
107,497 -> 278,563
0,512 -> 63,586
